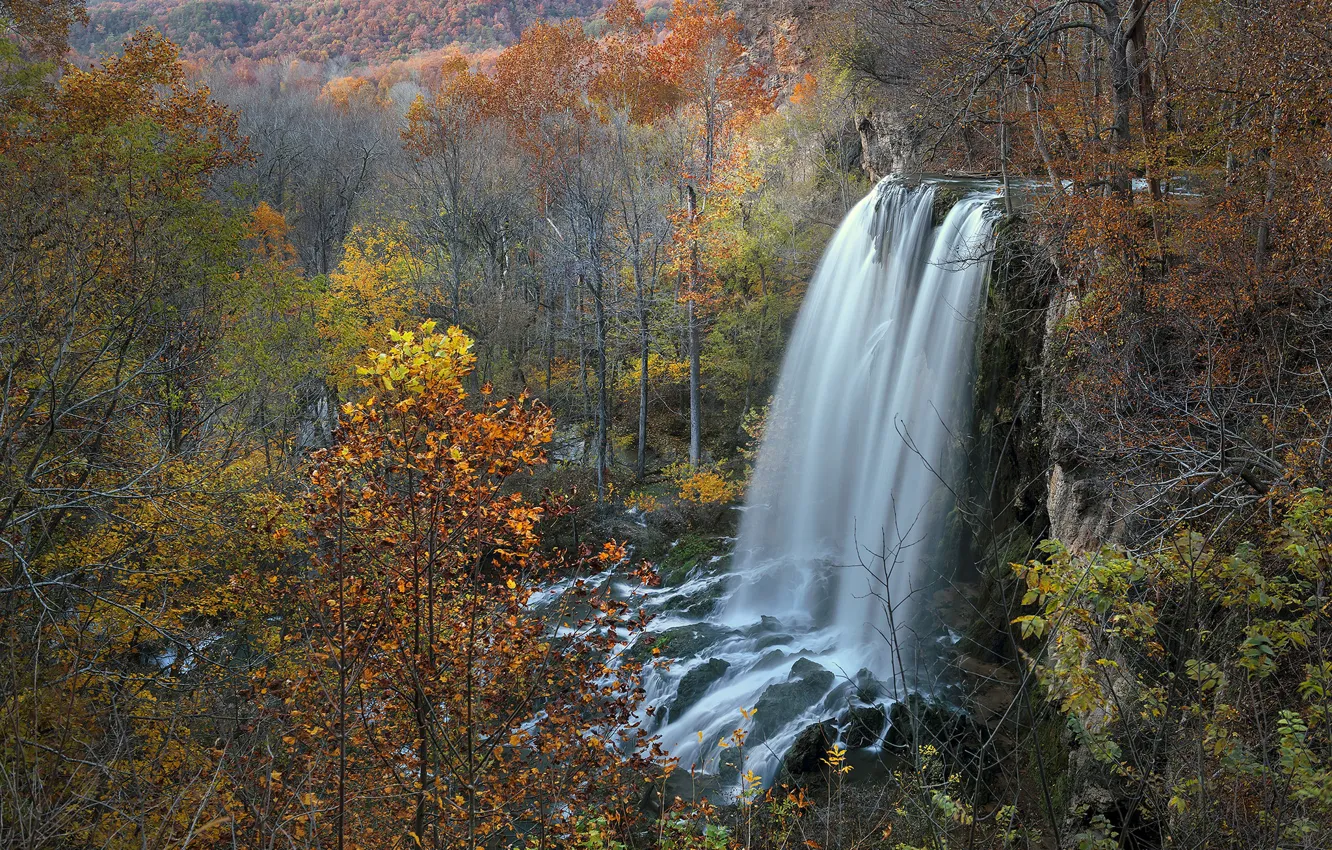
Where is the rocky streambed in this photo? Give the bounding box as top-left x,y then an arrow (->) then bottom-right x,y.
532,512 -> 1024,803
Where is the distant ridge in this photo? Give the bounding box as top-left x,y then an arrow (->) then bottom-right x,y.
73,0 -> 649,62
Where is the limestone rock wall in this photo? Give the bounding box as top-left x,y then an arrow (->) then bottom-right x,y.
970,217 -> 1128,561
1040,291 -> 1129,553
856,110 -> 923,181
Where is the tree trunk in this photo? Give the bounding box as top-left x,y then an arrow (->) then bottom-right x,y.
1105,1 -> 1136,197
576,282 -> 590,442
1129,0 -> 1161,201
593,272 -> 610,502
686,186 -> 702,468
1108,42 -> 1135,196
1025,80 -> 1063,195
688,298 -> 701,467
1255,110 -> 1280,271
638,305 -> 649,481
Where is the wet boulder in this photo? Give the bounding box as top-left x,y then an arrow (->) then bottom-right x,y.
853,667 -> 885,703
626,623 -> 738,664
782,720 -> 837,777
667,658 -> 730,722
673,576 -> 736,620
743,615 -> 786,636
789,657 -> 827,679
656,534 -> 730,586
843,704 -> 887,749
883,693 -> 984,769
751,662 -> 836,745
642,769 -> 724,815
754,632 -> 794,651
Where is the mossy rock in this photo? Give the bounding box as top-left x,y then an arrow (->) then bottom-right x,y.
751,665 -> 836,745
754,632 -> 794,651
853,667 -> 883,702
782,720 -> 837,777
963,211 -> 1056,664
932,183 -> 972,226
884,693 -> 985,780
667,576 -> 735,620
642,768 -> 724,816
656,533 -> 730,586
844,704 -> 888,749
626,623 -> 738,664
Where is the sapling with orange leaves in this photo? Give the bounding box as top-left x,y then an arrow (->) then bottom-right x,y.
283,322 -> 658,849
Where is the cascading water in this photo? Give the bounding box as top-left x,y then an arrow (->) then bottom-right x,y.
637,179 -> 999,788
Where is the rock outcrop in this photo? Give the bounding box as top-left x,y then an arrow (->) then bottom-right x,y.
751,661 -> 836,746
856,111 -> 922,179
842,704 -> 887,749
781,720 -> 837,777
1041,290 -> 1129,552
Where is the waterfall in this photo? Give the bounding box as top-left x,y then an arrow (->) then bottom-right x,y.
641,179 -> 999,787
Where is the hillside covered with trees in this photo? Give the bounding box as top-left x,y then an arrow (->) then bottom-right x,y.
72,0 -> 675,61
4,0 -> 1332,848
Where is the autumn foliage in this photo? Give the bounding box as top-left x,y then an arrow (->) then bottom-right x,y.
2,11 -> 674,847
0,26 -> 295,848
856,0 -> 1332,526
249,323 -> 657,848
70,0 -> 631,62
837,0 -> 1332,845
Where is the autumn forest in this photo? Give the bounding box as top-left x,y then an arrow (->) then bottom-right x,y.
3,1 -> 1332,849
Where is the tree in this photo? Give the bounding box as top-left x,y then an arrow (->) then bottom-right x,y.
1015,489 -> 1332,846
226,203 -> 330,463
284,322 -> 656,849
596,0 -> 678,480
658,0 -> 773,466
0,24 -> 248,626
213,59 -> 396,277
318,222 -> 426,392
0,29 -> 322,848
2,0 -> 87,57
401,57 -> 535,374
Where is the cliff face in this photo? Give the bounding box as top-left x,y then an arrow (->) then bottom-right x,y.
856,112 -> 922,181
970,214 -> 1127,569
1041,291 -> 1128,552
729,0 -> 826,75
730,0 -> 925,181
966,213 -> 1150,844
970,214 -> 1054,562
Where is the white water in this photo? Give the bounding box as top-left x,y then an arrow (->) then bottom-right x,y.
641,180 -> 999,787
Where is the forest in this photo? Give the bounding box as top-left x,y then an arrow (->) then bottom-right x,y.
3,0 -> 1332,848
71,0 -> 674,61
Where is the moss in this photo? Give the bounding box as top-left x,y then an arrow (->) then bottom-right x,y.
970,214 -> 1056,538
959,213 -> 1057,659
1019,713 -> 1072,825
931,183 -> 971,227
668,658 -> 731,721
674,577 -> 732,619
625,622 -> 738,664
973,216 -> 1043,422
960,526 -> 1036,661
656,532 -> 729,586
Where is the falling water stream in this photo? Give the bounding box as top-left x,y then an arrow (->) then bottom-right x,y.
631,179 -> 1000,788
